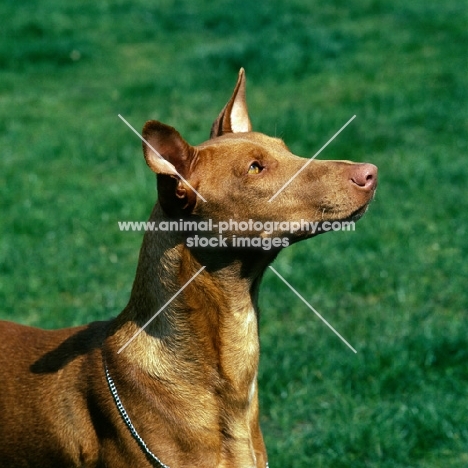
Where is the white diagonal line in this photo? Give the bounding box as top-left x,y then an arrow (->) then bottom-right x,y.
268,266 -> 357,353
268,115 -> 356,202
117,265 -> 206,354
118,114 -> 207,203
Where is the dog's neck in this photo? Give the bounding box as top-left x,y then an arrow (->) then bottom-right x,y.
111,203 -> 272,400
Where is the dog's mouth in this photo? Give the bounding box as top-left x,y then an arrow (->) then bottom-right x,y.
351,186 -> 378,219
296,198 -> 375,241
347,202 -> 371,222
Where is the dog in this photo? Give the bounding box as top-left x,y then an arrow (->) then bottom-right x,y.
0,69 -> 377,467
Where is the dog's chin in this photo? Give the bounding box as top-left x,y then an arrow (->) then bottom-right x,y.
290,202 -> 373,244
347,202 -> 371,222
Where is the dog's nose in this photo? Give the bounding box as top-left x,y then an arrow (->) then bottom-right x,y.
350,163 -> 378,191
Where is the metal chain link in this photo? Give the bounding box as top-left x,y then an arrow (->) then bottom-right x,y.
104,361 -> 269,468
104,362 -> 171,468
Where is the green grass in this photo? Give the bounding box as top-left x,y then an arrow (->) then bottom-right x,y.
1,0 -> 467,466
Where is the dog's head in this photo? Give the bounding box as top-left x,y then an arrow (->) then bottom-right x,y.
142,69 -> 377,248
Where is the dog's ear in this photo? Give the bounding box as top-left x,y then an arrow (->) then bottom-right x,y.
142,120 -> 195,177
142,120 -> 198,213
210,68 -> 252,138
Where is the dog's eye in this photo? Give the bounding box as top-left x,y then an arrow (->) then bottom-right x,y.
248,162 -> 263,175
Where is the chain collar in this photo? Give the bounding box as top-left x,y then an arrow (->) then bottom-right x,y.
104,362 -> 170,468
104,360 -> 269,468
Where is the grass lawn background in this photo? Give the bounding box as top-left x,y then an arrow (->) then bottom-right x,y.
0,0 -> 467,466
